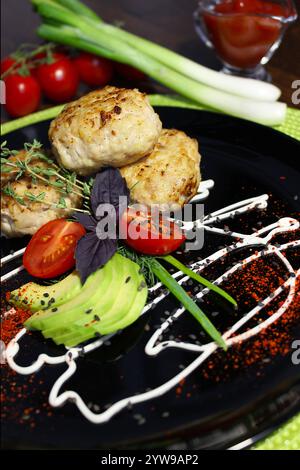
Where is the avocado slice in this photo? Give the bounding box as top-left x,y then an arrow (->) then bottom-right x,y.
52,256 -> 145,346
57,280 -> 147,348
41,254 -> 123,338
9,271 -> 82,313
25,256 -> 115,331
42,255 -> 148,348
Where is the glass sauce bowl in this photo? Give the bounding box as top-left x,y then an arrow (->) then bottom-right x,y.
194,0 -> 298,81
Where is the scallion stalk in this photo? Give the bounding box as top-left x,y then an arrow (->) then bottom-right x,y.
34,17 -> 286,125
162,255 -> 237,307
52,0 -> 100,20
39,0 -> 281,102
0,105 -> 64,136
150,259 -> 227,350
91,22 -> 281,102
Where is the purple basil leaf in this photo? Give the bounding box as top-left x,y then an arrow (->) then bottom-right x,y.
91,167 -> 129,218
74,212 -> 97,232
75,231 -> 117,284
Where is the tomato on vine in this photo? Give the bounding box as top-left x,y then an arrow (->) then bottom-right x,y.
35,52 -> 79,103
73,52 -> 113,87
4,73 -> 41,118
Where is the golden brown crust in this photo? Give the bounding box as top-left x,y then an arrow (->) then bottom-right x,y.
120,129 -> 201,209
49,86 -> 162,175
1,150 -> 82,237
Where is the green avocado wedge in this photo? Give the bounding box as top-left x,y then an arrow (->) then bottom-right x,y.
33,256 -> 116,333
25,254 -> 116,331
24,253 -> 148,347
9,270 -> 82,313
40,254 -> 124,339
49,255 -> 147,347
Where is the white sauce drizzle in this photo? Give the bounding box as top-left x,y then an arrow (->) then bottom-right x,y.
5,190 -> 300,424
190,179 -> 215,202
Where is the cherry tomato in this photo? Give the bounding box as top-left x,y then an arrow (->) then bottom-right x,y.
29,51 -> 47,77
4,73 -> 41,118
23,219 -> 86,279
73,53 -> 113,87
35,53 -> 79,103
1,56 -> 18,75
120,208 -> 185,256
114,62 -> 146,82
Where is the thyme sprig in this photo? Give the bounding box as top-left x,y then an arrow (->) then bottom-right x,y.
1,140 -> 89,197
1,140 -> 92,214
2,182 -> 90,214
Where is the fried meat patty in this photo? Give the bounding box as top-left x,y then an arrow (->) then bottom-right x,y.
49,86 -> 162,176
121,129 -> 201,209
1,150 -> 82,237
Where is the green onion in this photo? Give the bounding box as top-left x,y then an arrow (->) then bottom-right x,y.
162,255 -> 237,307
0,95 -> 201,136
53,0 -> 100,20
0,105 -> 64,136
92,21 -> 280,102
39,0 -> 281,102
150,259 -> 227,350
31,0 -> 287,126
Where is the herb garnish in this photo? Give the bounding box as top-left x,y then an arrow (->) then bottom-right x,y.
1,139 -> 235,349
75,168 -> 129,284
1,140 -> 91,214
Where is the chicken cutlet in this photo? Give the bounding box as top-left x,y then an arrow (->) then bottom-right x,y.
1,150 -> 82,237
49,86 -> 162,176
120,129 -> 201,209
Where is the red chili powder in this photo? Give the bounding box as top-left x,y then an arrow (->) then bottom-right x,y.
202,255 -> 300,382
1,307 -> 32,346
0,305 -> 52,426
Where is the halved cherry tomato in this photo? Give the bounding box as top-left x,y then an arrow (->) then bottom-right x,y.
120,208 -> 185,256
23,219 -> 86,279
73,53 -> 113,87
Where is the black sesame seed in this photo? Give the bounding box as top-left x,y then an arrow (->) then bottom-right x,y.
51,307 -> 58,312
43,293 -> 49,298
94,315 -> 100,321
49,297 -> 55,304
125,276 -> 131,283
40,300 -> 45,305
85,308 -> 93,314
94,332 -> 101,338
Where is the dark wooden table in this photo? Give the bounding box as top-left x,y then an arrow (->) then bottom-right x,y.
1,0 -> 300,109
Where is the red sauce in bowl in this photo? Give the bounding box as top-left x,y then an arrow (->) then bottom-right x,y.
203,0 -> 290,69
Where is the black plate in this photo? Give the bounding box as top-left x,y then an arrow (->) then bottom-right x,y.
1,108 -> 300,450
